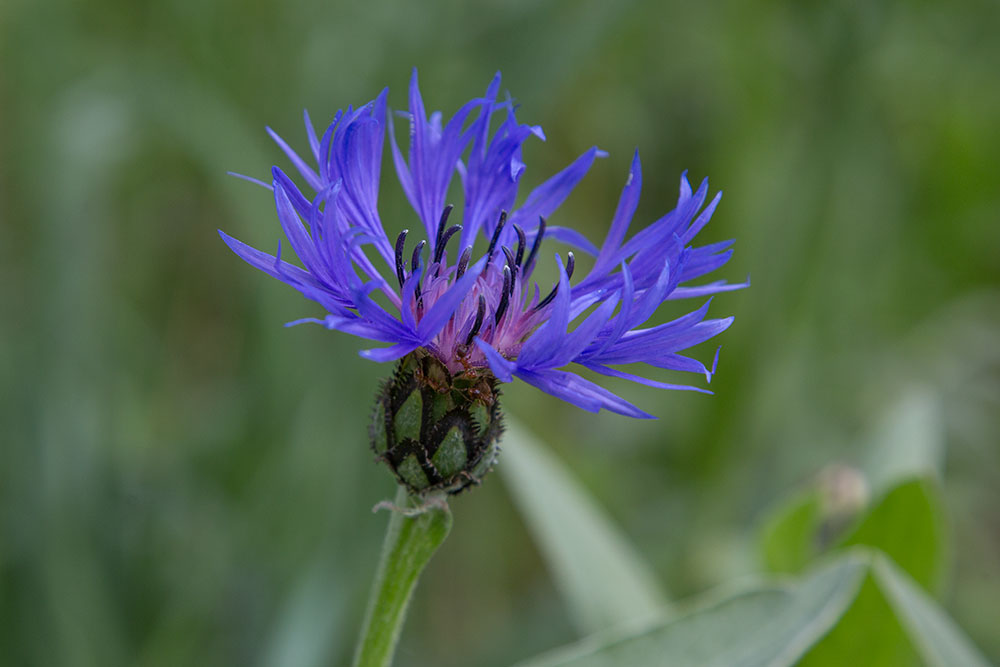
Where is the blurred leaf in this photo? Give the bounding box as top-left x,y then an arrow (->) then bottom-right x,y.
758,464 -> 870,576
837,477 -> 946,590
848,387 -> 948,592
500,419 -> 667,635
759,489 -> 824,575
864,387 -> 945,494
799,571 -> 918,667
763,475 -> 947,664
513,551 -> 867,667
872,553 -> 992,667
757,388 -> 955,666
261,556 -> 349,667
759,386 -> 948,584
801,548 -> 989,667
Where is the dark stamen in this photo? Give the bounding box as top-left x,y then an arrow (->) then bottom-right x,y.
486,210 -> 508,265
495,266 -> 512,324
534,285 -> 558,311
465,294 -> 487,345
434,204 -> 454,254
534,251 -> 574,311
456,247 -> 472,279
513,224 -> 527,267
411,240 -> 426,307
410,240 -> 426,274
433,224 -> 463,264
523,216 -> 546,276
502,246 -> 517,297
394,229 -> 409,287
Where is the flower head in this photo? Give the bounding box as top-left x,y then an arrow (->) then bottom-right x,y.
221,70 -> 745,421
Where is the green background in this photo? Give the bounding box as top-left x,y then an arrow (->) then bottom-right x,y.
2,0 -> 998,665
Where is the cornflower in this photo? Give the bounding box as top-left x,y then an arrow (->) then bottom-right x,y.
221,70 -> 745,493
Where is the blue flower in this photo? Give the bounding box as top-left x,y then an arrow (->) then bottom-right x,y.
221,70 -> 746,419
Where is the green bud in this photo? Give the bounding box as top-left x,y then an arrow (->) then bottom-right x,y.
370,351 -> 503,495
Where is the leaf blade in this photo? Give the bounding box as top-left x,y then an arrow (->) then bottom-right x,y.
500,418 -> 668,635
838,477 -> 946,590
873,553 -> 992,667
514,551 -> 867,667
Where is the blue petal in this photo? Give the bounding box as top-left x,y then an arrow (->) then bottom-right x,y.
584,299 -> 715,364
590,262 -> 635,356
583,363 -> 712,394
517,253 -> 571,369
271,167 -> 312,220
681,190 -> 722,243
228,171 -> 272,190
668,278 -> 749,300
515,368 -> 655,419
474,338 -> 516,382
542,226 -> 600,256
290,313 -> 402,343
416,257 -> 488,341
219,229 -> 320,291
679,170 -> 692,200
273,180 -> 326,280
559,295 -> 620,366
388,110 -> 417,212
317,110 -> 343,183
359,342 -> 421,363
613,316 -> 734,357
620,177 -> 708,268
646,353 -> 711,377
398,265 -> 423,333
509,147 -> 605,231
267,126 -> 323,191
350,282 -> 413,340
680,248 -> 734,283
395,69 -> 483,243
303,109 -> 320,161
584,151 -> 642,284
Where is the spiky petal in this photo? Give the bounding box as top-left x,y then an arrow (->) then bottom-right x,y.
221,70 -> 746,418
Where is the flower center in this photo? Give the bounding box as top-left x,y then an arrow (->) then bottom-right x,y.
392,208 -> 573,374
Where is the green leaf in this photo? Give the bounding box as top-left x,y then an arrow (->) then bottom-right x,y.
500,419 -> 668,635
514,551 -> 868,667
799,477 -> 948,665
837,477 -> 946,590
757,464 -> 872,576
758,387 -> 947,581
799,570 -> 919,667
800,549 -> 991,667
863,386 -> 945,494
872,554 -> 991,667
759,489 -> 824,574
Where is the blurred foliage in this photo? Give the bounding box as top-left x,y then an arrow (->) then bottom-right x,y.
517,552 -> 870,667
506,411 -> 985,665
2,0 -> 999,665
514,545 -> 989,667
500,420 -> 669,636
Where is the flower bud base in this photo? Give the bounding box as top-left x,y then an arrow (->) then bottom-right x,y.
370,352 -> 503,495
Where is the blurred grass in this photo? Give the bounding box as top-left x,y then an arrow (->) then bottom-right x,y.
2,0 -> 999,665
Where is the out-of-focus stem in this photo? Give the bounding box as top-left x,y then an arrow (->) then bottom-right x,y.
351,487 -> 452,667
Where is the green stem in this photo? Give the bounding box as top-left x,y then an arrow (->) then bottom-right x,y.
351,487 -> 453,667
